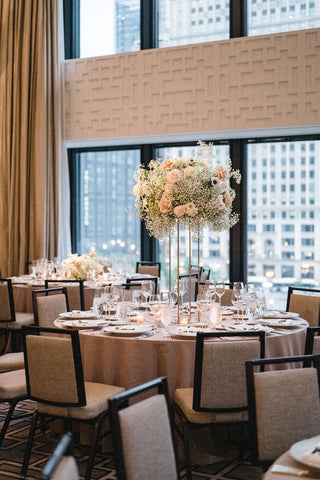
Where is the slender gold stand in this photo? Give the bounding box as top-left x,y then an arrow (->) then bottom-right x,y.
197,228 -> 201,321
188,227 -> 192,318
177,222 -> 180,323
169,234 -> 171,292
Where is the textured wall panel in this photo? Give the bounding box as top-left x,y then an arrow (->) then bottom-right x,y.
65,29 -> 320,141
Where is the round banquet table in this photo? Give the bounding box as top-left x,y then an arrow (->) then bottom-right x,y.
264,436 -> 320,480
53,318 -> 308,400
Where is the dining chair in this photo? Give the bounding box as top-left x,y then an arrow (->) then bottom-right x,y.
200,267 -> 210,282
32,287 -> 69,327
179,273 -> 198,302
126,276 -> 159,294
173,330 -> 266,480
21,326 -> 125,480
108,377 -> 179,480
0,278 -> 34,352
40,432 -> 79,480
304,326 -> 320,355
121,282 -> 142,301
246,354 -> 320,467
45,280 -> 85,311
286,286 -> 320,327
136,261 -> 161,278
0,367 -> 28,447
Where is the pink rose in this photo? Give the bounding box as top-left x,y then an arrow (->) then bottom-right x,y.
133,183 -> 141,197
224,191 -> 233,207
164,183 -> 174,193
174,205 -> 186,217
184,166 -> 196,177
184,202 -> 198,217
161,159 -> 174,170
216,165 -> 228,181
167,169 -> 182,184
159,196 -> 172,213
89,247 -> 96,257
74,261 -> 81,268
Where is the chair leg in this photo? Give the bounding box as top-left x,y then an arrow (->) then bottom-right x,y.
0,399 -> 20,447
21,410 -> 39,479
84,419 -> 103,480
183,422 -> 193,480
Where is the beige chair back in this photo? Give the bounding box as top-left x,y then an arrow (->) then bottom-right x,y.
0,284 -> 12,321
289,294 -> 320,327
253,367 -> 320,461
36,294 -> 67,327
137,265 -> 160,277
221,288 -> 233,306
25,334 -> 81,405
200,339 -> 261,409
118,394 -> 177,480
65,285 -> 82,311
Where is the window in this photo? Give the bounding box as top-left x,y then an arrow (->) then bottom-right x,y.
301,265 -> 314,279
282,265 -> 294,278
80,0 -> 140,57
247,139 -> 320,310
72,149 -> 141,269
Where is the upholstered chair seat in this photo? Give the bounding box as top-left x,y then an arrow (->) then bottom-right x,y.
0,352 -> 24,373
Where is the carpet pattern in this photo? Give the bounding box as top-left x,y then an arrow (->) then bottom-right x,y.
0,400 -> 263,479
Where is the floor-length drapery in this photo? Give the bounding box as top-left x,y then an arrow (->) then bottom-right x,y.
0,0 -> 70,277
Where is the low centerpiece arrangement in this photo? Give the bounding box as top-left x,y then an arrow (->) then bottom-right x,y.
61,247 -> 105,280
130,141 -> 241,318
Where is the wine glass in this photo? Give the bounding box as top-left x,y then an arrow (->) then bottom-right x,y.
215,282 -> 225,306
141,281 -> 153,307
132,289 -> 143,310
149,294 -> 161,326
196,293 -> 210,326
255,288 -> 266,318
160,305 -> 173,339
93,287 -> 104,318
232,282 -> 244,323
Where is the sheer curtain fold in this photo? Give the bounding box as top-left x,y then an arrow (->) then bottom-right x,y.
0,0 -> 70,277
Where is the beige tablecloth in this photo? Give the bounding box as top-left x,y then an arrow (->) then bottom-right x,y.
264,445 -> 320,480
78,324 -> 307,399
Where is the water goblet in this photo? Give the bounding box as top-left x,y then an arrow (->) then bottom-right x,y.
215,282 -> 225,306
141,281 -> 153,308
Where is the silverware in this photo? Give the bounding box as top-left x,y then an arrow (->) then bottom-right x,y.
270,464 -> 320,478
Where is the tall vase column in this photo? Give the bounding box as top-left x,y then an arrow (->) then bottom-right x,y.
188,227 -> 192,317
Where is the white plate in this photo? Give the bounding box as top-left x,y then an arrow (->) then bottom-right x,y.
62,319 -> 108,329
173,327 -> 206,338
259,318 -> 305,328
221,309 -> 234,316
103,325 -> 153,336
263,311 -> 300,319
290,436 -> 320,470
27,280 -> 45,286
59,311 -> 98,320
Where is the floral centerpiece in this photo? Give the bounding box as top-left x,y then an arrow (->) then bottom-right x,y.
61,247 -> 105,280
131,141 -> 241,239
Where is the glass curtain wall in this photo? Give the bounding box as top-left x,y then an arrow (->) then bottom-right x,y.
75,149 -> 141,272
247,139 -> 320,309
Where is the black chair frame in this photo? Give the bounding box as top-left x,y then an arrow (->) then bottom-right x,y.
0,278 -> 29,352
45,279 -> 85,311
126,276 -> 159,293
305,326 -> 320,355
21,326 -> 112,480
246,354 -> 320,466
40,432 -> 73,480
32,287 -> 69,326
108,376 -> 179,480
174,330 -> 265,480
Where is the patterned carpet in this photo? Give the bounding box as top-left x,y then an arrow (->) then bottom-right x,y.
0,400 -> 264,479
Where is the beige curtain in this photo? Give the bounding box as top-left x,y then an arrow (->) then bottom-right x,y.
0,0 -> 69,277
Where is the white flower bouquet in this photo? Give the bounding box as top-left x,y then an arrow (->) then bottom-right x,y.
61,247 -> 105,280
131,141 -> 241,239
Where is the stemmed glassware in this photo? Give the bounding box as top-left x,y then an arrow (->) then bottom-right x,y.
232,282 -> 244,323
93,287 -> 105,318
215,281 -> 225,306
196,292 -> 210,326
141,281 -> 153,308
148,294 -> 161,327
